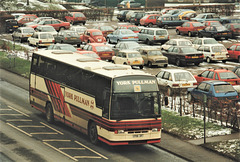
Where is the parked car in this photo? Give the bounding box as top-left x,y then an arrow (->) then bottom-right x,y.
178,10 -> 196,20
140,14 -> 160,27
69,26 -> 87,35
28,19 -> 70,31
192,38 -> 219,49
17,14 -> 38,26
12,27 -> 35,42
112,50 -> 144,69
75,51 -> 101,60
161,38 -> 193,51
190,13 -> 222,22
224,23 -> 240,39
27,32 -> 55,47
187,80 -> 238,107
125,10 -> 142,22
5,19 -> 20,33
82,43 -> 114,61
156,69 -> 197,95
198,25 -> 231,40
35,25 -> 58,36
232,66 -> 240,78
117,1 -> 141,9
117,10 -> 130,22
23,17 -> 53,27
176,22 -> 205,37
194,68 -> 240,86
221,16 -> 240,25
117,24 -> 141,33
182,12 -> 197,21
138,28 -> 169,45
106,29 -> 138,44
80,29 -> 106,44
11,13 -> 25,20
202,21 -> 222,27
93,26 -> 115,37
65,12 -> 86,25
130,11 -> 146,26
162,46 -> 204,66
54,30 -> 82,47
196,44 -> 229,63
156,15 -> 188,29
139,47 -> 168,67
112,41 -> 141,55
227,43 -> 240,63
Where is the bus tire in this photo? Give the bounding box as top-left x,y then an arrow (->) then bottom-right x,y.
45,103 -> 54,123
89,122 -> 98,144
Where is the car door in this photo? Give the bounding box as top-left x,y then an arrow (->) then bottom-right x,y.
138,29 -> 145,40
192,82 -> 207,100
115,52 -> 123,64
140,50 -> 148,64
227,44 -> 236,59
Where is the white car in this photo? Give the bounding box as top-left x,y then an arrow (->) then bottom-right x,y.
156,69 -> 197,95
112,50 -> 144,69
27,32 -> 55,47
161,38 -> 193,51
192,38 -> 219,49
35,25 -> 57,36
196,44 -> 228,63
69,26 -> 87,35
12,27 -> 35,43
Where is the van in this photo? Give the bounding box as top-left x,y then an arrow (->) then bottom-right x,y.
138,28 -> 169,45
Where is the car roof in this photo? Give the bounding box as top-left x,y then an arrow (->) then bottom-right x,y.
169,38 -> 191,41
88,43 -> 108,46
202,80 -> 230,85
119,50 -> 140,53
160,69 -> 191,73
206,68 -> 231,72
118,41 -> 139,44
201,44 -> 225,47
141,27 -> 166,30
18,27 -> 34,29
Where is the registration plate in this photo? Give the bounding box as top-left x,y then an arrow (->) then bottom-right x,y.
44,44 -> 50,46
128,37 -> 134,39
27,35 -> 31,37
222,33 -> 227,35
71,38 -> 77,39
13,26 -> 18,28
133,61 -> 140,64
182,83 -> 190,86
217,57 -> 223,60
133,134 -> 143,138
159,36 -> 165,38
192,56 -> 198,58
228,81 -> 235,85
103,53 -> 109,56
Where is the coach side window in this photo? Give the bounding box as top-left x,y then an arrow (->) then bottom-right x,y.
31,54 -> 39,73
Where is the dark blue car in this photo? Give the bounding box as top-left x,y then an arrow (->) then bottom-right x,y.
187,80 -> 238,107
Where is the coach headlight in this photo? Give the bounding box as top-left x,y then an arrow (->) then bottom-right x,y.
114,130 -> 125,134
152,128 -> 159,132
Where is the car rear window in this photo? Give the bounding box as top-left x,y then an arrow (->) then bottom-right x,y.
156,30 -> 167,35
174,72 -> 195,81
178,41 -> 192,46
211,46 -> 227,52
193,23 -> 205,27
23,29 -> 34,33
203,39 -> 218,44
40,33 -> 53,39
181,47 -> 198,53
95,46 -> 112,52
92,32 -> 102,36
128,27 -> 140,31
128,53 -> 141,58
75,13 -> 85,17
233,24 -> 240,29
214,84 -> 235,93
218,72 -> 238,79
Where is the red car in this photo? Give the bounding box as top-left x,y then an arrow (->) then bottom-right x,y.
80,29 -> 106,44
17,14 -> 38,26
225,23 -> 240,39
93,26 -> 115,37
176,22 -> 205,37
28,19 -> 70,31
82,43 -> 114,61
227,43 -> 240,63
65,12 -> 86,25
75,51 -> 101,60
203,21 -> 222,27
140,14 -> 160,27
194,68 -> 240,86
117,24 -> 140,33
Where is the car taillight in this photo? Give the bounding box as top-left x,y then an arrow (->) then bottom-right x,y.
22,34 -> 24,38
154,36 -> 156,40
168,35 -> 169,39
128,61 -> 130,64
114,130 -> 125,134
226,54 -> 229,57
135,18 -> 137,21
213,97 -> 218,100
172,84 -> 179,87
142,60 -> 144,64
52,40 -> 55,43
65,37 -> 68,40
185,56 -> 191,59
134,36 -> 138,39
39,40 -> 42,44
200,55 -> 204,58
122,37 -> 128,39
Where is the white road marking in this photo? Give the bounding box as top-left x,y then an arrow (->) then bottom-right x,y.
7,123 -> 32,137
8,105 -> 30,117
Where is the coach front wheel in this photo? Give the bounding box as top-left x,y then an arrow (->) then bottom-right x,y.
46,103 -> 54,123
89,122 -> 98,144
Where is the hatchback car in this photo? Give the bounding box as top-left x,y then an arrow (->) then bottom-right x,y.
112,41 -> 141,56
82,43 -> 114,61
69,26 -> 87,35
106,29 -> 138,44
202,21 -> 222,27
17,14 -> 38,26
194,68 -> 240,86
162,46 -> 204,66
80,29 -> 106,44
5,19 -> 20,33
28,19 -> 70,31
192,38 -> 219,49
190,13 -> 222,22
93,26 -> 115,37
130,11 -> 146,26
157,15 -> 188,29
196,44 -> 228,63
65,12 -> 86,25
156,69 -> 197,95
227,43 -> 240,63
27,32 -> 55,47
139,47 -> 168,67
198,25 -> 231,40
140,14 -> 160,27
187,80 -> 238,107
182,12 -> 197,21
24,17 -> 53,27
35,25 -> 58,36
161,38 -> 193,51
117,24 -> 141,33
54,30 -> 82,47
112,50 -> 144,69
176,22 -> 205,37
224,23 -> 240,39
138,28 -> 169,45
12,27 -> 35,42
117,10 -> 130,22
232,66 -> 240,78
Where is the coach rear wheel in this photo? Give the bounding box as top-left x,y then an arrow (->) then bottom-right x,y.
89,122 -> 98,144
46,103 -> 54,123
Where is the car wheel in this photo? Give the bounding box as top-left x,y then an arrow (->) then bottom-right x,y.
148,23 -> 153,27
77,44 -> 80,47
147,61 -> 153,67
139,65 -> 143,69
198,33 -> 203,38
164,64 -> 168,67
194,62 -> 200,66
45,103 -> 54,123
163,25 -> 168,29
107,37 -> 111,44
225,37 -> 229,40
188,31 -> 192,37
147,39 -> 152,45
59,27 -> 65,31
187,92 -> 194,103
222,60 -> 226,63
238,56 -> 240,63
176,29 -> 180,35
206,57 -> 211,63
28,41 -> 31,46
176,59 -> 181,66
88,122 -> 98,144
211,34 -> 215,39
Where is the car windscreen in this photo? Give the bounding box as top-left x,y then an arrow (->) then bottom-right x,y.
121,30 -> 134,34
42,27 -> 55,32
95,46 -> 112,52
92,32 -> 102,36
100,26 -> 114,31
38,20 -> 45,25
128,53 -> 141,58
174,72 -> 195,81
181,47 -> 198,53
148,50 -> 162,56
60,45 -> 77,52
211,46 -> 227,52
65,32 -> 79,37
126,42 -> 140,49
219,72 -> 239,79
178,41 -> 192,46
128,27 -> 140,31
156,30 -> 168,35
193,23 -> 205,27
233,24 -> 240,29
39,33 -> 53,39
203,39 -> 218,44
22,29 -> 35,33
75,13 -> 85,17
214,84 -> 235,93
83,53 -> 99,58
216,26 -> 228,31
75,28 -> 86,32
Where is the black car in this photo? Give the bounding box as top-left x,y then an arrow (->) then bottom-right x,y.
130,11 -> 146,26
162,46 -> 204,66
5,19 -> 19,33
232,66 -> 240,78
117,10 -> 129,22
54,30 -> 81,47
198,25 -> 231,40
156,15 -> 188,29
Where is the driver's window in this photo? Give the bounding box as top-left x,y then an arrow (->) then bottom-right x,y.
198,83 -> 206,91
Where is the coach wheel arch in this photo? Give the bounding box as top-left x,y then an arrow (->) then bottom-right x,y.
45,102 -> 54,123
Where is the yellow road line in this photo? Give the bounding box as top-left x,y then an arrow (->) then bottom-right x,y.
75,141 -> 108,160
59,148 -> 85,150
40,122 -> 64,135
7,123 -> 32,137
8,106 -> 30,117
18,125 -> 45,128
43,142 -> 78,161
6,119 -> 32,122
30,132 -> 58,135
74,156 -> 101,159
42,139 -> 71,142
